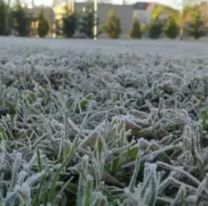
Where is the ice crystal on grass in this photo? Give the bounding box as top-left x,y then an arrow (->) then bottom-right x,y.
1,44 -> 208,205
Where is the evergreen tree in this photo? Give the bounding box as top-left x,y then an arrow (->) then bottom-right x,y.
104,9 -> 121,39
63,13 -> 77,38
12,0 -> 30,36
148,20 -> 163,39
187,9 -> 206,39
164,16 -> 180,39
0,0 -> 6,35
129,17 -> 142,39
37,10 -> 49,38
78,4 -> 94,38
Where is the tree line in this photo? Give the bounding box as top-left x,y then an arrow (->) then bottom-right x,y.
0,0 -> 98,38
58,3 -> 208,40
130,4 -> 208,40
0,0 -> 49,37
0,0 -> 207,39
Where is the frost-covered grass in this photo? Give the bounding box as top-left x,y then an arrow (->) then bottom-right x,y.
2,37 -> 208,57
1,39 -> 208,206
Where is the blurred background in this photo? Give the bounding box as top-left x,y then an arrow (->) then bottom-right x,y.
0,0 -> 207,40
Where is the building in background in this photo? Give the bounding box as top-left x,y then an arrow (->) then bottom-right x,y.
26,0 -> 179,38
133,2 -> 154,24
52,0 -> 157,38
75,3 -> 134,38
199,1 -> 208,28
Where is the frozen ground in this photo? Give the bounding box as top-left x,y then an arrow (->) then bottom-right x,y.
1,36 -> 208,57
1,37 -> 208,205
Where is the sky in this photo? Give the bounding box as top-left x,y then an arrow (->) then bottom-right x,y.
32,0 -> 52,6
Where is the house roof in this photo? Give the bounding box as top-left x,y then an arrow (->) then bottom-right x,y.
133,2 -> 149,10
27,6 -> 55,25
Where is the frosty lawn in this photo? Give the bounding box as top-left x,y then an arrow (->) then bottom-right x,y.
1,37 -> 208,57
1,38 -> 208,205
